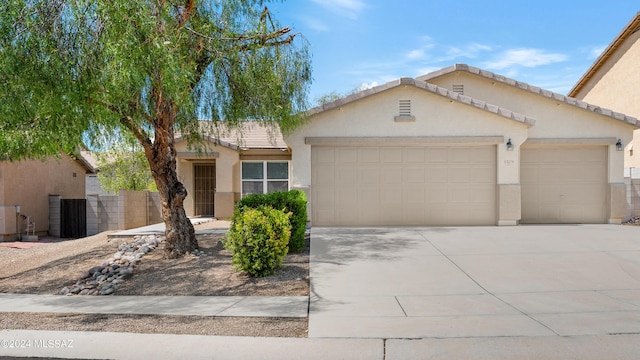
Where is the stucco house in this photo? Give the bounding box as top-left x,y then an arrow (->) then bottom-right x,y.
286,64 -> 638,227
568,12 -> 640,170
175,122 -> 291,219
0,153 -> 93,240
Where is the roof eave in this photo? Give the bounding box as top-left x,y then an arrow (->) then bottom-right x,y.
423,64 -> 639,128
569,12 -> 640,97
307,75 -> 535,127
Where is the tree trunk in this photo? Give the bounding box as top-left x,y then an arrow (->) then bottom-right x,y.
154,165 -> 199,259
143,98 -> 199,258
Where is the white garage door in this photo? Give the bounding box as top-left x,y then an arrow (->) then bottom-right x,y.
521,146 -> 607,224
311,146 -> 496,226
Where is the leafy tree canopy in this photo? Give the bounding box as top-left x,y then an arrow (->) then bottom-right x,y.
0,0 -> 311,258
0,0 -> 311,159
96,142 -> 157,194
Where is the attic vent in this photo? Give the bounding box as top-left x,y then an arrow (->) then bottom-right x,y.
399,100 -> 411,116
394,100 -> 415,122
452,84 -> 464,95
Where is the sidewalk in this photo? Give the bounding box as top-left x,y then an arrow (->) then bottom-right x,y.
0,293 -> 308,318
2,329 -> 640,360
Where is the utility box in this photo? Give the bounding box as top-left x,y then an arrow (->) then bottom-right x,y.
0,206 -> 17,241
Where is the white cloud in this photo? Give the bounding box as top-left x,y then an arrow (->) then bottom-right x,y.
483,48 -> 568,70
589,45 -> 606,59
357,81 -> 379,91
416,67 -> 441,76
311,0 -> 367,19
445,43 -> 493,59
302,17 -> 330,32
406,49 -> 426,60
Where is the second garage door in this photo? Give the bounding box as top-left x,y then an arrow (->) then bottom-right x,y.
311,146 -> 497,226
521,146 -> 607,224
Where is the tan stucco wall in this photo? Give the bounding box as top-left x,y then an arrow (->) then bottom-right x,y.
175,141 -> 292,219
570,32 -> 640,168
289,74 -> 637,225
287,85 -> 530,225
175,140 -> 240,219
429,72 -> 634,183
287,85 -> 529,190
0,155 -> 87,236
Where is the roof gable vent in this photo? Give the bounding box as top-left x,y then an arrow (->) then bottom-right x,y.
394,99 -> 415,122
452,84 -> 464,95
399,99 -> 411,116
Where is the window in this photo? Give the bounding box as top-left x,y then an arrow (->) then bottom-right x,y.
452,84 -> 464,95
241,161 -> 289,196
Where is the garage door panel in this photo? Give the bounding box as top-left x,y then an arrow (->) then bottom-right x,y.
314,166 -> 335,185
336,167 -> 356,184
405,167 -> 426,183
358,168 -> 380,184
335,148 -> 357,163
406,148 -> 426,162
312,145 -> 496,226
358,148 -> 380,163
382,169 -> 402,184
335,187 -> 357,205
472,168 -> 495,183
382,148 -> 403,162
427,168 -> 448,183
521,147 -> 606,224
428,188 -> 448,203
449,168 -> 471,183
427,148 -> 448,162
404,187 -> 426,203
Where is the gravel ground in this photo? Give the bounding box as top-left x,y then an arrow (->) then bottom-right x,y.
0,220 -> 310,337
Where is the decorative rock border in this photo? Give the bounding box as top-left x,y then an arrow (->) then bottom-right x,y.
60,235 -> 165,296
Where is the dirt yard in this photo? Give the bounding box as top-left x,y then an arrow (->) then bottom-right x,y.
0,220 -> 309,337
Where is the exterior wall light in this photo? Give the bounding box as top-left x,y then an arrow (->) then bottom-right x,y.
506,138 -> 514,151
616,139 -> 623,151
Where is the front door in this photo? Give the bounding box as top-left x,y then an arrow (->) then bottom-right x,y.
194,164 -> 216,217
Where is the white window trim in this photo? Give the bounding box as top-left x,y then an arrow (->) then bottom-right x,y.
241,160 -> 290,196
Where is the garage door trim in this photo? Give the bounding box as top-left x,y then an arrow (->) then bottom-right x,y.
306,136 -> 504,146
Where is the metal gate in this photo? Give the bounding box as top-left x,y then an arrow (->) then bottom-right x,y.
61,199 -> 87,238
194,164 -> 216,217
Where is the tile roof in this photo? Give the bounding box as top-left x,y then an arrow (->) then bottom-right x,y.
178,121 -> 288,150
306,77 -> 536,127
569,12 -> 640,97
418,64 -> 639,127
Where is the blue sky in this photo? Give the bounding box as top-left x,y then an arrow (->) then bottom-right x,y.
270,1 -> 639,104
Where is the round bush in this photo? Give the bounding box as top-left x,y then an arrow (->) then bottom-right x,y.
224,206 -> 291,277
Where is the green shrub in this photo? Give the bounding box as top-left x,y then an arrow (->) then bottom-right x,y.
234,190 -> 307,252
224,206 -> 291,277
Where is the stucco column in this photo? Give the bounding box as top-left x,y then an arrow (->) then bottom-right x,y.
287,134 -> 312,221
215,152 -> 239,219
496,139 -> 523,226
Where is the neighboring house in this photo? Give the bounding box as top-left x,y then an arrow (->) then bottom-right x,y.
175,122 -> 291,219
0,153 -> 94,240
286,64 -> 638,227
80,150 -> 115,196
569,12 -> 640,170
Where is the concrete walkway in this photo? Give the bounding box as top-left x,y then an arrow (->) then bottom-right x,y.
3,224 -> 640,359
107,217 -> 228,238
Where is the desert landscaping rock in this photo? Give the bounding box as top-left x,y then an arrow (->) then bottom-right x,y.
60,234 -> 166,296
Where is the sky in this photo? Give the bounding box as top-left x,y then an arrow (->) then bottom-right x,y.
269,1 -> 639,104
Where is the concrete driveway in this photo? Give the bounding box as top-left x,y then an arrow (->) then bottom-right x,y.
309,225 -> 640,339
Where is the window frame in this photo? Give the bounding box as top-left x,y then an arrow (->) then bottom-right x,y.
241,160 -> 290,196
